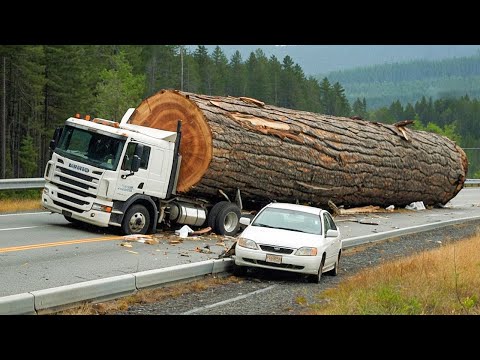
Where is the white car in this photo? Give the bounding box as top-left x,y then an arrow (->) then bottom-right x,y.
234,202 -> 342,283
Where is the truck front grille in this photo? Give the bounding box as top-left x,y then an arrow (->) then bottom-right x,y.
57,193 -> 89,206
53,201 -> 83,213
51,161 -> 103,213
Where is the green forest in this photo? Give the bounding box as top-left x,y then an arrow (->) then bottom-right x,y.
323,54 -> 480,109
0,45 -> 479,180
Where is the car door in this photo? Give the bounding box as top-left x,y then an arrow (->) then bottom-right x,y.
324,211 -> 341,262
322,211 -> 338,266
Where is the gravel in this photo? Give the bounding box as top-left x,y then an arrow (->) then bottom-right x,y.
116,220 -> 480,315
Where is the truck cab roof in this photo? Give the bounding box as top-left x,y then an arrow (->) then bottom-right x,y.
65,117 -> 178,143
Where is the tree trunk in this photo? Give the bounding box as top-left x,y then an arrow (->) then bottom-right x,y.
129,90 -> 468,208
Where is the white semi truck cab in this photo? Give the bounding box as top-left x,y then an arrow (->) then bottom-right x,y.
42,109 -> 242,235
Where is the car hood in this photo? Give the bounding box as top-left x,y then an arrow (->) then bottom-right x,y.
240,226 -> 322,249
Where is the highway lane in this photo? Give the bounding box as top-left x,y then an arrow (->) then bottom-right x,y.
0,188 -> 479,297
0,212 -> 234,297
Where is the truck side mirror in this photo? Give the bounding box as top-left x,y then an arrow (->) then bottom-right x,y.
49,127 -> 63,151
131,143 -> 144,172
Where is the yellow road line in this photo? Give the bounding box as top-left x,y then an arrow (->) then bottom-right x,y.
0,236 -> 123,253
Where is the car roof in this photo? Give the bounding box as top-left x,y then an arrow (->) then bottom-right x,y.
265,202 -> 323,215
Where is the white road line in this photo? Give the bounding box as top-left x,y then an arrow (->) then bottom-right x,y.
0,225 -> 49,232
0,212 -> 50,217
181,285 -> 276,315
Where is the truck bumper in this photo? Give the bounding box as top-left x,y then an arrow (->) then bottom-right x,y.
41,184 -> 111,228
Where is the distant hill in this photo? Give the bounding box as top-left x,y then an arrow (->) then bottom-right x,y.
187,45 -> 480,75
320,55 -> 480,109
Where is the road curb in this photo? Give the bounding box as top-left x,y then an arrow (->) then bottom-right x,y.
0,293 -> 36,315
135,260 -> 214,290
1,215 -> 479,315
32,274 -> 137,314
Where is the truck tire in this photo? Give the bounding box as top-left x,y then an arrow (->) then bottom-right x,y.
207,201 -> 230,230
214,202 -> 241,236
122,204 -> 150,235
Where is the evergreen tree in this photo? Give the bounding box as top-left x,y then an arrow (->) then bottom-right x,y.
211,46 -> 228,95
352,97 -> 368,118
319,77 -> 333,115
194,45 -> 212,94
332,82 -> 351,116
227,50 -> 246,96
19,135 -> 37,177
94,51 -> 145,121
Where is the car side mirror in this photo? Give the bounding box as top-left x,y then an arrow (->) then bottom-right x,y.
239,217 -> 251,226
326,229 -> 339,238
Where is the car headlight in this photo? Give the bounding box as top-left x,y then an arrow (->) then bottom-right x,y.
237,237 -> 258,250
295,247 -> 318,256
91,203 -> 112,213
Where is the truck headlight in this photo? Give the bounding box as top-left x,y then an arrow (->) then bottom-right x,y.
237,237 -> 258,250
91,203 -> 112,213
295,247 -> 318,256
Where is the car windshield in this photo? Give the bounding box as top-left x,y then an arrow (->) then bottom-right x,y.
55,125 -> 126,171
252,207 -> 322,235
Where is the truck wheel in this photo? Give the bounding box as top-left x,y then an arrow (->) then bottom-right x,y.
207,201 -> 230,230
122,204 -> 150,235
214,202 -> 241,236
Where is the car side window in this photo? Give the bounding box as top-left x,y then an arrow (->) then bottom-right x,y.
325,212 -> 337,231
323,213 -> 331,235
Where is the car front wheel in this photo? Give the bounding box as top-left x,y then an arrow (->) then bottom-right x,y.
326,252 -> 341,276
308,255 -> 325,284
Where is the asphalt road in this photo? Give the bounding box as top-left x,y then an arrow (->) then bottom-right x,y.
1,188 -> 479,297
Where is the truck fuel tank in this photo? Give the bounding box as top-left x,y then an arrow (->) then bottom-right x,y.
169,202 -> 207,227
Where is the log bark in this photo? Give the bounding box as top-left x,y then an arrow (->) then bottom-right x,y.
129,90 -> 468,208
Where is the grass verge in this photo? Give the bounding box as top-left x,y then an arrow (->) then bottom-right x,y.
55,275 -> 242,315
0,189 -> 43,213
307,234 -> 480,315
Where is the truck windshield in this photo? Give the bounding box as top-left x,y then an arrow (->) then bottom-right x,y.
55,126 -> 126,171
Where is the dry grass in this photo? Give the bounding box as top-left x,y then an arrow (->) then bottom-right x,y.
307,234 -> 480,315
56,275 -> 242,315
0,198 -> 43,213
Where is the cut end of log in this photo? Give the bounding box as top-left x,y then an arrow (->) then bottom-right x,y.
129,90 -> 213,192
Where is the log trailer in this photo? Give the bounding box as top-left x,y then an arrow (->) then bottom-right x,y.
42,90 -> 468,236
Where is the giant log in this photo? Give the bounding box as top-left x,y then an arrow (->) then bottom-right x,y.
129,90 -> 468,208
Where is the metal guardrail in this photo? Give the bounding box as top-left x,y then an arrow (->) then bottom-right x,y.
0,178 -> 45,190
0,178 -> 479,191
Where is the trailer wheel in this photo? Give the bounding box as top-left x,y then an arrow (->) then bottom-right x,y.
122,204 -> 150,235
207,201 -> 230,230
214,202 -> 241,236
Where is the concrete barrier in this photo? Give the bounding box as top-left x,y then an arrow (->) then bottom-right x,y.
343,215 -> 480,248
32,274 -> 136,314
135,260 -> 214,289
0,293 -> 36,315
212,258 -> 233,274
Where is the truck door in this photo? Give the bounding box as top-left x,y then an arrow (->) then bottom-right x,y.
116,142 -> 151,200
